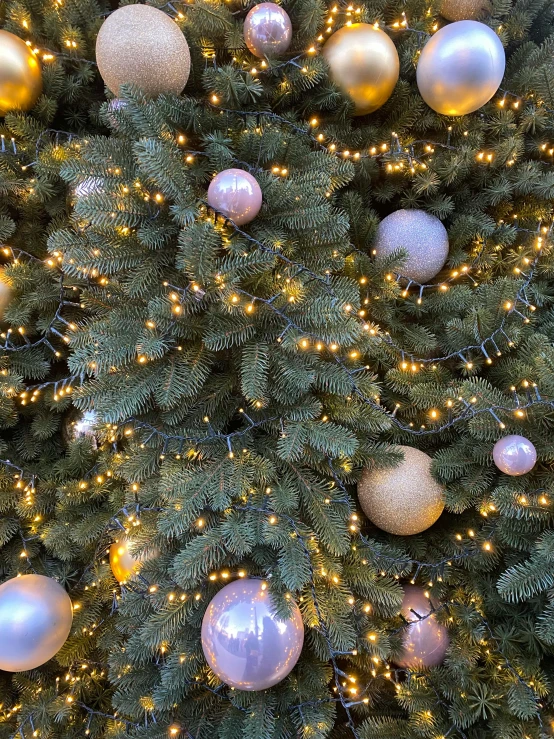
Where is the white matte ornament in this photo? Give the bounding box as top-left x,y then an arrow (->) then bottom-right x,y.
373,209 -> 449,283
357,446 -> 445,536
0,574 -> 73,671
416,21 -> 505,116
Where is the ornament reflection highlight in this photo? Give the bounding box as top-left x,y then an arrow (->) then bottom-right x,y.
201,579 -> 304,690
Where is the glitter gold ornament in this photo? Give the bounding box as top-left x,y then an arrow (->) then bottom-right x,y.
96,5 -> 191,98
440,0 -> 491,22
373,209 -> 449,284
0,30 -> 42,116
416,20 -> 505,116
322,23 -> 399,116
357,446 -> 445,536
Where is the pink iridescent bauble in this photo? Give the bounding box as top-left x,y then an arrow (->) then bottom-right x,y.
201,579 -> 304,690
207,168 -> 262,225
244,3 -> 292,58
493,435 -> 537,476
395,585 -> 449,669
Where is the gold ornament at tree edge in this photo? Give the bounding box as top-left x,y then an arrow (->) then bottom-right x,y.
0,269 -> 13,320
96,4 -> 191,98
322,23 -> 399,116
110,538 -> 145,583
440,0 -> 491,22
357,446 -> 445,536
0,31 -> 42,116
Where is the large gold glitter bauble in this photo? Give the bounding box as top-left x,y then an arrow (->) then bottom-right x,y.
0,269 -> 13,320
322,23 -> 399,116
0,31 -> 42,116
110,538 -> 148,583
96,5 -> 191,98
357,446 -> 445,536
440,0 -> 491,22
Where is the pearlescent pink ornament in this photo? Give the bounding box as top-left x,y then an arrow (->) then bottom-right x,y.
207,168 -> 263,226
395,585 -> 449,670
244,3 -> 292,59
201,579 -> 304,690
493,435 -> 537,476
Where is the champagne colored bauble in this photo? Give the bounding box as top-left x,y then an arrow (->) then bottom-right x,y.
417,20 -> 505,116
201,579 -> 304,690
0,574 -> 73,672
110,537 -> 150,583
395,585 -> 449,669
244,3 -> 292,58
374,209 -> 449,283
96,5 -> 191,98
357,446 -> 445,536
0,31 -> 42,116
493,435 -> 537,476
207,168 -> 263,225
440,0 -> 491,22
322,23 -> 399,116
0,269 -> 13,320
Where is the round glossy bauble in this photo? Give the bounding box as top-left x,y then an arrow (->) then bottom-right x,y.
493,435 -> 537,476
0,574 -> 73,672
322,23 -> 399,116
96,5 -> 191,98
440,0 -> 491,21
395,585 -> 449,669
201,579 -> 304,690
0,30 -> 42,116
110,537 -> 151,583
416,20 -> 505,116
357,446 -> 445,536
373,209 -> 449,283
207,168 -> 263,225
0,269 -> 13,321
244,3 -> 292,58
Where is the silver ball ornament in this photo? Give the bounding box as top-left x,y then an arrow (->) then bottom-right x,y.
0,574 -> 73,671
417,21 -> 505,116
201,579 -> 304,690
357,446 -> 445,536
207,168 -> 263,225
440,0 -> 491,22
72,410 -> 98,438
493,435 -> 537,476
395,585 -> 449,669
373,209 -> 449,283
244,3 -> 292,59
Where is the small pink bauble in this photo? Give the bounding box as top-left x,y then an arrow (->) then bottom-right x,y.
395,585 -> 449,669
493,435 -> 537,476
207,168 -> 262,226
244,3 -> 292,58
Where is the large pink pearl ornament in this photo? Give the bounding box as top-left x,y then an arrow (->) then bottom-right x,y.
493,435 -> 537,476
207,169 -> 263,226
244,3 -> 292,58
395,585 -> 449,669
201,579 -> 304,690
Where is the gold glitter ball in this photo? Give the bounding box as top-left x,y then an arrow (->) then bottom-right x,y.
0,30 -> 42,116
96,4 -> 191,98
440,0 -> 491,22
357,446 -> 445,536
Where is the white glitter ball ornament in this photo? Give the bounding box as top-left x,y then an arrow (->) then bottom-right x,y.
357,446 -> 445,536
373,209 -> 449,284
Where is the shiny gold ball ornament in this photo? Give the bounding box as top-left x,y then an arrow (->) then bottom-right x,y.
322,23 -> 399,116
109,537 -> 152,583
357,446 -> 445,536
0,30 -> 42,116
96,5 -> 191,98
440,0 -> 491,22
0,269 -> 12,320
416,20 -> 505,116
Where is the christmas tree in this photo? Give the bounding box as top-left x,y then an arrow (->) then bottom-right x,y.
1,0 -> 554,736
